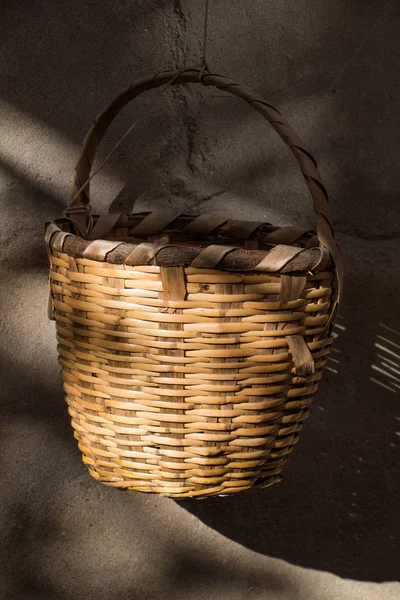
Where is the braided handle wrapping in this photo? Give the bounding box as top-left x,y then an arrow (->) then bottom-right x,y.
67,67 -> 342,295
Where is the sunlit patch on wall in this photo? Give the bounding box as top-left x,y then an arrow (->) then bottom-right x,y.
325,354 -> 339,375
324,312 -> 346,376
371,323 -> 400,394
0,99 -> 124,203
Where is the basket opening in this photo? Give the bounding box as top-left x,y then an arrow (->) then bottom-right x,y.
50,212 -> 329,272
57,212 -> 316,250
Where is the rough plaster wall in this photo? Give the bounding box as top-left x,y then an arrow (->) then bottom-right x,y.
1,1 -> 399,598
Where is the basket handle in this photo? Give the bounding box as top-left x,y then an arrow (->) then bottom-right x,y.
67,67 -> 342,288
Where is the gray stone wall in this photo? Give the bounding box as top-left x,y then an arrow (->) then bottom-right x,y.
1,2 -> 399,598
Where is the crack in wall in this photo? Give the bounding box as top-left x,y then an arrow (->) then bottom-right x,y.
171,0 -> 188,66
173,0 -> 185,21
165,1 -> 204,177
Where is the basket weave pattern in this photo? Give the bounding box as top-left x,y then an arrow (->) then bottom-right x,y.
46,67 -> 341,498
49,213 -> 334,498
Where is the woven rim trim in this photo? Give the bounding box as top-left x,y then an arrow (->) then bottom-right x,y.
45,214 -> 331,273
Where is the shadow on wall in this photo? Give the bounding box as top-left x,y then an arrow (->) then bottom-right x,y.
1,363 -> 297,599
3,490 -> 298,599
180,281 -> 400,581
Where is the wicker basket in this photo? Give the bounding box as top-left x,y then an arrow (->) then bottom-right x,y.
46,67 -> 342,498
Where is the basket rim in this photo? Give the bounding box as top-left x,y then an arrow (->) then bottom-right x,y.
45,211 -> 333,274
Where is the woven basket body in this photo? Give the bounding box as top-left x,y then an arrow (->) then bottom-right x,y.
46,68 -> 342,498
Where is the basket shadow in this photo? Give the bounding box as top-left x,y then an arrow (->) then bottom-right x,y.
0,280 -> 300,599
0,411 -> 297,600
1,495 -> 299,600
178,254 -> 400,582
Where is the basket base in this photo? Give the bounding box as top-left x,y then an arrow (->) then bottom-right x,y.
86,465 -> 282,499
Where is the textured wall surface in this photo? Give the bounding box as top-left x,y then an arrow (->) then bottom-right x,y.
1,1 -> 399,598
